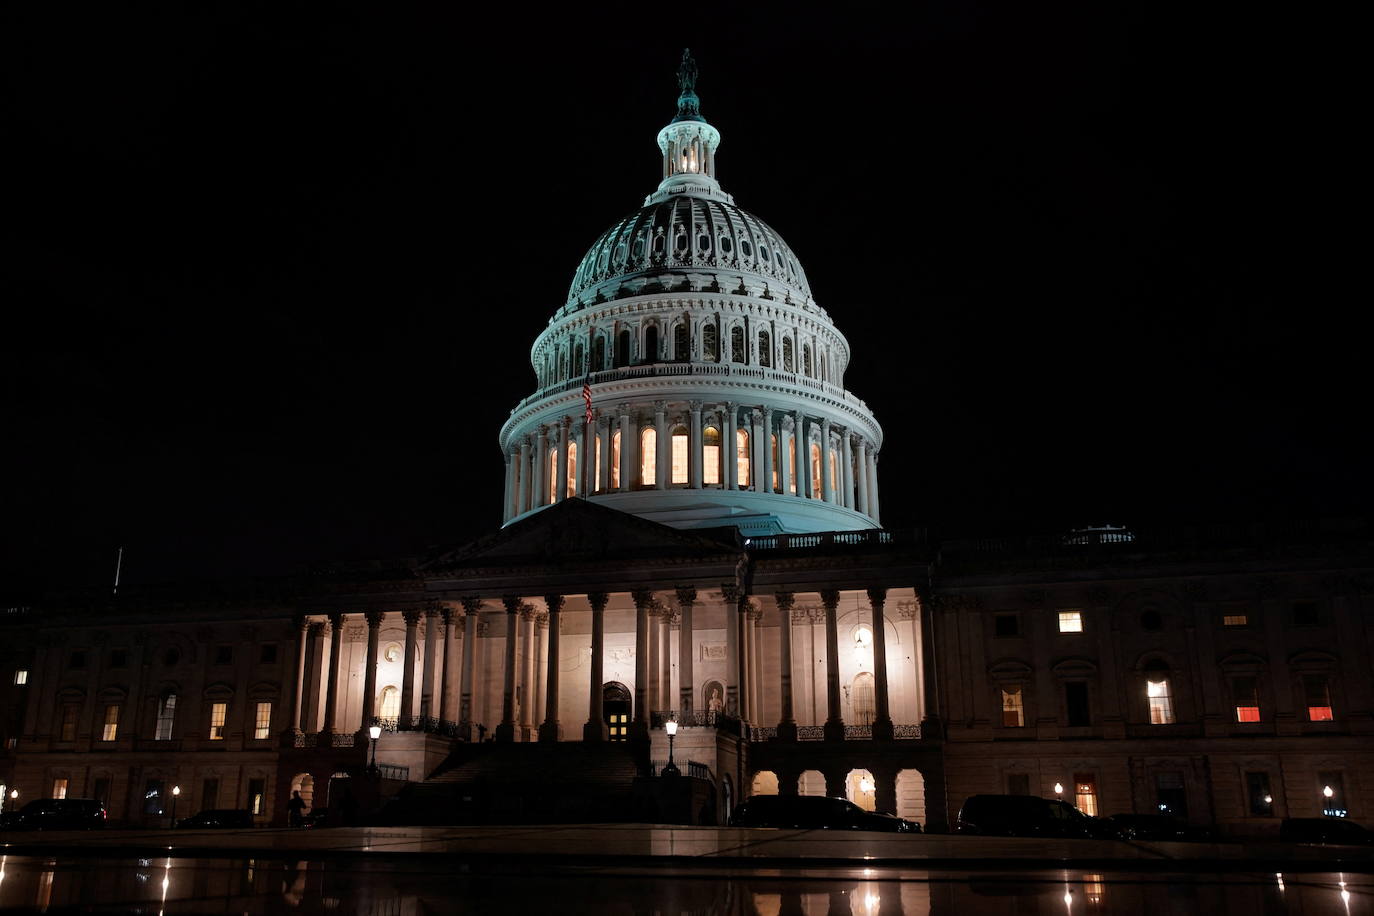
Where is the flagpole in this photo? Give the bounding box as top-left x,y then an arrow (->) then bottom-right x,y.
112,547 -> 124,597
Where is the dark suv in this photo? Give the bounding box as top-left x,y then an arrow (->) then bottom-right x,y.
956,795 -> 1114,839
729,795 -> 919,832
0,798 -> 108,831
175,809 -> 255,829
1280,817 -> 1374,846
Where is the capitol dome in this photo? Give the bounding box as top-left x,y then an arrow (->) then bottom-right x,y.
499,52 -> 884,536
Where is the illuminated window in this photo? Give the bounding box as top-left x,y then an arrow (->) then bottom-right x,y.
771,435 -> 779,491
155,693 -> 177,740
1001,686 -> 1024,727
1304,675 -> 1334,721
758,330 -> 771,367
254,701 -> 272,740
810,443 -> 822,496
101,704 -> 119,741
209,702 -> 227,740
640,428 -> 657,486
671,426 -> 689,484
610,430 -> 621,488
1222,613 -> 1248,627
548,447 -> 558,503
1146,667 -> 1175,724
829,447 -> 838,494
703,426 -> 721,485
52,777 -> 68,800
60,704 -> 78,741
736,429 -> 750,487
379,686 -> 400,719
788,441 -> 796,494
593,436 -> 601,491
608,712 -> 628,741
566,441 -> 577,497
851,672 -> 875,724
1233,676 -> 1261,722
144,779 -> 164,815
248,778 -> 266,816
14,669 -> 27,685
1074,774 -> 1098,816
1057,611 -> 1083,633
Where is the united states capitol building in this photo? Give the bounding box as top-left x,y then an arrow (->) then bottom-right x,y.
2,55 -> 1371,834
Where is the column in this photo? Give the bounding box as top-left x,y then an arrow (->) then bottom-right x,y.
631,588 -> 652,741
533,427 -> 549,507
776,592 -> 797,740
750,605 -> 765,720
460,598 -> 481,739
514,440 -> 529,518
526,441 -> 538,512
778,417 -> 792,495
738,597 -> 753,721
723,585 -> 741,717
821,590 -> 845,740
724,403 -> 739,490
689,401 -> 704,489
535,613 -> 549,724
502,452 -> 513,522
841,429 -> 854,510
677,587 -> 696,718
291,616 -> 309,734
654,401 -> 668,489
495,597 -> 519,742
793,411 -> 807,498
584,591 -> 609,742
618,404 -> 632,491
520,607 -> 537,739
855,437 -> 869,516
360,610 -> 383,730
659,611 -> 672,715
598,416 -> 612,492
421,606 -> 441,720
750,409 -> 764,492
303,622 -> 326,732
539,594 -> 564,742
321,612 -> 345,734
820,419 -> 833,504
869,451 -> 881,524
400,609 -> 421,727
761,407 -> 774,492
555,417 -> 570,502
869,587 -> 894,740
874,765 -> 898,818
439,606 -> 459,725
917,588 -> 941,731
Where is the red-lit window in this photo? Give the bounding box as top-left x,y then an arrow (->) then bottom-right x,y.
1232,676 -> 1261,723
1304,675 -> 1334,721
1237,706 -> 1262,722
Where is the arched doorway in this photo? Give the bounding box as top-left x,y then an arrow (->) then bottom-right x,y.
847,768 -> 876,812
290,773 -> 315,812
603,681 -> 631,741
751,771 -> 779,796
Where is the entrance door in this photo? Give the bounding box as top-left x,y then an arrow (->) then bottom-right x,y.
603,681 -> 631,742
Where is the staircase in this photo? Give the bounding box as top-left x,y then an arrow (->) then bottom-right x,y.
381,742 -> 649,825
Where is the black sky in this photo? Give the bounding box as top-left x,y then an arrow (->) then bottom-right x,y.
1,5 -> 1360,589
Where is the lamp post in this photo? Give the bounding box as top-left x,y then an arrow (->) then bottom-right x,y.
1054,782 -> 1064,802
662,719 -> 680,776
170,785 -> 180,827
3,787 -> 14,813
368,725 -> 382,779
1323,784 -> 1335,816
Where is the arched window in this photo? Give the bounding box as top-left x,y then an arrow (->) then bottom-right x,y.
378,686 -> 400,719
782,337 -> 794,372
1145,662 -> 1175,724
829,446 -> 839,494
610,430 -> 621,489
788,439 -> 797,494
644,325 -> 659,363
615,330 -> 630,368
852,672 -> 876,724
566,441 -> 577,497
548,448 -> 559,503
573,343 -> 584,378
702,323 -> 719,362
810,442 -> 822,496
730,326 -> 745,363
771,434 -> 780,492
758,330 -> 771,367
640,427 -> 656,486
736,429 -> 751,487
591,335 -> 605,372
674,323 -> 689,360
671,425 -> 689,484
703,426 -> 721,485
802,343 -> 812,377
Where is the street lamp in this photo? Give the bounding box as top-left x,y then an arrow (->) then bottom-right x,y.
1323,784 -> 1335,815
368,725 -> 382,778
1054,782 -> 1064,801
662,720 -> 680,776
170,785 -> 180,826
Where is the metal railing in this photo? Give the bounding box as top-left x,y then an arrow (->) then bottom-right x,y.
370,716 -> 463,737
744,723 -> 923,742
648,759 -> 712,780
376,764 -> 409,781
651,709 -> 723,729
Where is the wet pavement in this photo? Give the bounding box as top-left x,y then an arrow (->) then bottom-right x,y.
2,826 -> 1372,913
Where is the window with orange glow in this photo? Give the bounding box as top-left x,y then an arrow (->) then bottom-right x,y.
736,429 -> 750,487
548,448 -> 558,503
810,443 -> 822,496
567,441 -> 577,497
1146,669 -> 1175,724
610,430 -> 620,488
788,443 -> 797,494
703,426 -> 720,484
640,428 -> 656,486
1000,686 -> 1024,727
1233,676 -> 1261,722
1304,675 -> 1334,721
671,427 -> 688,484
101,704 -> 119,741
771,434 -> 779,491
209,702 -> 227,740
829,447 -> 839,494
1074,774 -> 1098,816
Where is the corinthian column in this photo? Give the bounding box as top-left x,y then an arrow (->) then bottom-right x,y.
584,592 -> 609,742
439,606 -> 459,725
421,606 -> 441,720
869,587 -> 893,740
556,417 -> 571,502
360,610 -> 384,731
841,429 -> 854,510
725,403 -> 739,490
855,436 -> 869,516
821,591 -> 844,741
631,588 -> 652,741
291,617 -> 309,734
459,597 -> 481,740
677,587 -> 696,718
539,594 -> 564,742
761,407 -> 774,492
533,427 -> 549,508
654,401 -> 668,489
322,612 -> 345,735
723,585 -> 741,718
820,419 -> 833,504
400,609 -> 421,727
495,597 -> 520,742
793,411 -> 807,498
689,402 -> 704,489
776,592 -> 797,740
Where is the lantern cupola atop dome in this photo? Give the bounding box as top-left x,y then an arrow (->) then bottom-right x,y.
648,50 -> 729,206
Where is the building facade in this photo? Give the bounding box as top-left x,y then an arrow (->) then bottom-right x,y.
3,56 -> 1371,833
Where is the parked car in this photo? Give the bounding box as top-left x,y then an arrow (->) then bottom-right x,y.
0,798 -> 107,831
175,808 -> 255,829
729,795 -> 919,832
955,795 -> 1115,839
1104,814 -> 1214,842
1280,817 -> 1374,846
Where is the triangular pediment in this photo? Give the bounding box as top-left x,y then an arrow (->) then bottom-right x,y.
422,499 -> 741,574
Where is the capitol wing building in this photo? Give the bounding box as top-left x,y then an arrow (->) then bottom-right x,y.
2,56 -> 1372,833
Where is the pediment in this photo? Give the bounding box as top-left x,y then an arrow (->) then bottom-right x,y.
423,498 -> 741,574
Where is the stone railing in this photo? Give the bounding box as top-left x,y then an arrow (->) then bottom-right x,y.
743,723 -> 923,742
370,716 -> 462,737
744,529 -> 925,552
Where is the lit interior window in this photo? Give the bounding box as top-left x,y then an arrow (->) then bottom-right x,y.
829,447 -> 839,494
1305,675 -> 1334,721
1001,686 -> 1024,727
594,436 -> 602,491
703,427 -> 720,485
379,686 -> 400,719
1147,676 -> 1175,724
102,704 -> 120,741
640,428 -> 656,486
671,427 -> 689,484
254,701 -> 272,739
736,429 -> 750,487
14,669 -> 28,685
610,430 -> 621,488
788,445 -> 796,494
1233,676 -> 1261,722
1075,778 -> 1099,816
567,441 -> 577,497
52,777 -> 68,800
548,448 -> 558,503
209,702 -> 227,740
1058,611 -> 1083,633
1223,614 -> 1248,627
810,443 -> 822,496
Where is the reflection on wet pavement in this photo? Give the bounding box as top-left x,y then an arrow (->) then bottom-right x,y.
1,853 -> 1371,914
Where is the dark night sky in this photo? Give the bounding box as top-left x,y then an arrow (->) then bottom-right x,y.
1,5 -> 1360,590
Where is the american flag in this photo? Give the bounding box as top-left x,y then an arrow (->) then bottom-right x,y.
582,375 -> 593,423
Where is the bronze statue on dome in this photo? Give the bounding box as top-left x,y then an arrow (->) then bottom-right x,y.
678,49 -> 698,93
